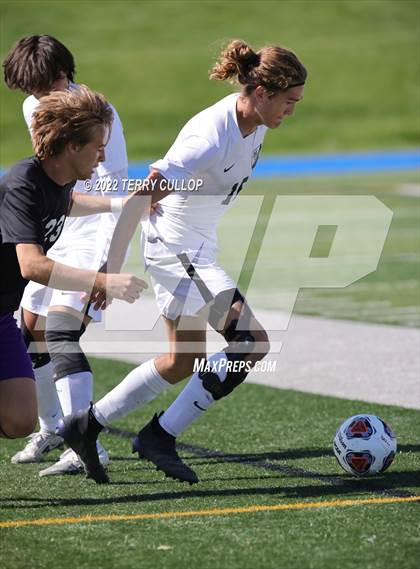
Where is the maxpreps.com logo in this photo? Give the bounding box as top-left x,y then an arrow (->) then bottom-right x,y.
345,417 -> 375,440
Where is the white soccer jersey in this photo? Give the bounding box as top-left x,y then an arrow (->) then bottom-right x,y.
148,93 -> 267,253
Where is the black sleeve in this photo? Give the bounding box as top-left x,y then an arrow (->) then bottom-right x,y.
0,183 -> 44,246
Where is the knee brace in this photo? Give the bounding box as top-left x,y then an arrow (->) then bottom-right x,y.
199,327 -> 255,401
208,288 -> 245,331
45,311 -> 91,381
21,310 -> 50,369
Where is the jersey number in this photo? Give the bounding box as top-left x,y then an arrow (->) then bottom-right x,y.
222,176 -> 249,206
44,214 -> 65,244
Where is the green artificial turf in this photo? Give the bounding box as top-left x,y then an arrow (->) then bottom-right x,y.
0,0 -> 418,165
231,171 -> 420,327
0,358 -> 419,569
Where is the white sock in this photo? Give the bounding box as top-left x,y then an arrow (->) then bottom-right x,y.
93,359 -> 170,426
159,352 -> 228,437
56,371 -> 93,416
35,362 -> 63,433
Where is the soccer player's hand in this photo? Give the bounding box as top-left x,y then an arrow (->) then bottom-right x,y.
107,273 -> 148,302
80,262 -> 108,307
90,273 -> 148,310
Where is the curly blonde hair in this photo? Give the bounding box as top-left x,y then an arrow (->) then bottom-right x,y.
31,85 -> 113,159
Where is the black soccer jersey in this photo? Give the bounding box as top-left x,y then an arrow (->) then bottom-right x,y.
0,157 -> 75,314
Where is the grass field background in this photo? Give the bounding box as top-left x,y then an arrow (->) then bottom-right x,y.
0,0 -> 418,165
0,358 -> 419,569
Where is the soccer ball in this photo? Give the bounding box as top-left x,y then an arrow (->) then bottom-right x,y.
333,414 -> 397,476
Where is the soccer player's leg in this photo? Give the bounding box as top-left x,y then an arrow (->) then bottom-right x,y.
18,269 -> 109,474
156,290 -> 270,457
56,317 -> 199,484
10,306 -> 64,463
132,315 -> 207,484
0,313 -> 37,439
44,305 -> 109,478
44,240 -> 110,471
56,316 -> 198,484
56,402 -> 108,483
0,378 -> 37,439
202,289 -> 270,399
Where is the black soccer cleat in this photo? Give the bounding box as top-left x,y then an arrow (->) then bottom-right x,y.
56,405 -> 109,484
132,413 -> 198,484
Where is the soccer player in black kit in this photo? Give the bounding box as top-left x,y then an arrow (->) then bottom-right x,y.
0,86 -> 147,440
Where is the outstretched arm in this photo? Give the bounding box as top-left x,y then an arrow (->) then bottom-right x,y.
106,169 -> 170,272
68,192 -> 127,217
16,243 -> 147,304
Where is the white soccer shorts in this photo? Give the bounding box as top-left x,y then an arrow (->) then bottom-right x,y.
21,232 -> 104,321
141,229 -> 236,321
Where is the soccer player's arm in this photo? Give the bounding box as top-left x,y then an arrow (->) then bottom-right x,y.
105,136 -> 218,273
15,243 -> 146,303
68,192 -> 125,216
1,186 -> 145,303
2,186 -> 107,293
105,169 -> 170,272
16,242 -> 105,292
90,169 -> 129,270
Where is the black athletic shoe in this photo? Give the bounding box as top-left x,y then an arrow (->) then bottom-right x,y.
132,413 -> 198,484
56,405 -> 109,484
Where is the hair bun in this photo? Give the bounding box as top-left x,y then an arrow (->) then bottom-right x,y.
209,39 -> 307,93
209,39 -> 259,84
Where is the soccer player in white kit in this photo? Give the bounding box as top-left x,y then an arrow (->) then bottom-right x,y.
3,35 -> 128,475
58,39 -> 307,484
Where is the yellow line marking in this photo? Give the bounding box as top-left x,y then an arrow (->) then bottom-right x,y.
1,495 -> 419,529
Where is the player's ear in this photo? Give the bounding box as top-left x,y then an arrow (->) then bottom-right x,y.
254,85 -> 266,102
67,141 -> 82,154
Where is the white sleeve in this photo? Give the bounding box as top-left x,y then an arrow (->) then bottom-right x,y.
91,168 -> 130,268
151,135 -> 219,182
96,104 -> 128,177
22,96 -> 39,135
